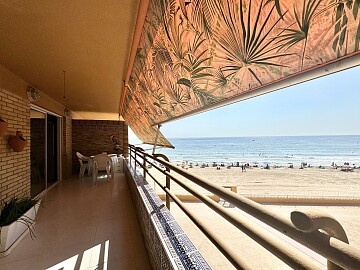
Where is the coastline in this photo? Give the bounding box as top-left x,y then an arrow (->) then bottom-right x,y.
147,164 -> 360,199
157,135 -> 360,168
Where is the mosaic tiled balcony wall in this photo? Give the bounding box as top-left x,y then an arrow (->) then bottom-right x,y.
124,162 -> 212,270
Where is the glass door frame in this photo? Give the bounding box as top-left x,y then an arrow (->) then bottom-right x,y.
30,104 -> 63,190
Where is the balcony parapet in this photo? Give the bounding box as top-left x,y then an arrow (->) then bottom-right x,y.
125,161 -> 212,269
127,144 -> 360,269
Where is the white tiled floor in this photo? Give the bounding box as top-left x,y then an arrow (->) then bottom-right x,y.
0,173 -> 151,270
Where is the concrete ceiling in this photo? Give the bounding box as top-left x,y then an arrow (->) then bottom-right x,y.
0,0 -> 139,114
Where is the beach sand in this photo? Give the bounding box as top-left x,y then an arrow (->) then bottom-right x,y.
147,165 -> 360,199
142,165 -> 360,269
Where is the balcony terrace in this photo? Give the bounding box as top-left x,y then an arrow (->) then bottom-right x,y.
1,1 -> 360,269
0,172 -> 150,270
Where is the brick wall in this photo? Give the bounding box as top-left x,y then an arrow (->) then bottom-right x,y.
62,114 -> 72,179
72,120 -> 128,174
0,89 -> 30,204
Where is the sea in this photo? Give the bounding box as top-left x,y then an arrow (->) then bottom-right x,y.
151,135 -> 360,167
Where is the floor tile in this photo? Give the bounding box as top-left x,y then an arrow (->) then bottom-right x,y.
0,173 -> 152,270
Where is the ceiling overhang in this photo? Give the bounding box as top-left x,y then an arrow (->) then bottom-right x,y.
0,0 -> 139,115
120,0 -> 360,146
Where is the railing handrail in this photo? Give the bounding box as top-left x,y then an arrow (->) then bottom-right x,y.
129,145 -> 360,270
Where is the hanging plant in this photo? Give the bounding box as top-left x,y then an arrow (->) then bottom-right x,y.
8,131 -> 27,152
0,117 -> 7,136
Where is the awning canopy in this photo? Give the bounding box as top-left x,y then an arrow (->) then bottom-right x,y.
121,0 -> 360,147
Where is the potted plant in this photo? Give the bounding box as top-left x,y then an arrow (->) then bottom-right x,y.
0,197 -> 40,257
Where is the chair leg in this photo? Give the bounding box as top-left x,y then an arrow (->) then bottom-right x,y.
106,166 -> 111,181
79,164 -> 86,178
110,163 -> 114,179
87,161 -> 92,176
93,163 -> 98,182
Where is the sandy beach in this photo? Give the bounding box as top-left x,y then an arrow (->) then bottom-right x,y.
146,165 -> 360,199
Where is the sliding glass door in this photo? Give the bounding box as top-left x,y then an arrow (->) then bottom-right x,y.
47,114 -> 58,185
30,110 -> 46,197
30,108 -> 61,198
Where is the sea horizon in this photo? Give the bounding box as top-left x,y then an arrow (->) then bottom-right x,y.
151,135 -> 360,167
165,134 -> 360,139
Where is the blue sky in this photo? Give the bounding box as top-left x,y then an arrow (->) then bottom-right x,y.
130,66 -> 360,142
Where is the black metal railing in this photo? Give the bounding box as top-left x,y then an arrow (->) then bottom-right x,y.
128,145 -> 360,270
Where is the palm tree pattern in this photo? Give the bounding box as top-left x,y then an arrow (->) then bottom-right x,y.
122,0 -> 360,146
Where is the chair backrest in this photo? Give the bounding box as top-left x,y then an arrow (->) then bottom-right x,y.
76,152 -> 90,161
93,153 -> 111,171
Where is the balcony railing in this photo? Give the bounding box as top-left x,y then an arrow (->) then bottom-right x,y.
129,145 -> 360,270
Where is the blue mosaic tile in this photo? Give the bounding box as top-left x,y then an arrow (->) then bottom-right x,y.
138,188 -> 146,197
153,211 -> 176,227
142,182 -> 153,190
139,192 -> 156,213
154,218 -> 185,239
138,186 -> 165,213
152,196 -> 164,206
174,251 -> 212,270
143,199 -> 156,213
163,233 -> 197,259
155,210 -> 175,223
133,174 -> 142,184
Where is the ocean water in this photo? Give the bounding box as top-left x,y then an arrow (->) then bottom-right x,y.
154,135 -> 360,167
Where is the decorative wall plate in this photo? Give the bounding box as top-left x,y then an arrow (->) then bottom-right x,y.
26,86 -> 40,102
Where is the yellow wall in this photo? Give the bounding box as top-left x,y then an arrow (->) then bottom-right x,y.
0,64 -> 73,203
0,64 -> 66,115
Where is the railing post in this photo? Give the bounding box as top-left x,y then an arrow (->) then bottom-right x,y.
143,155 -> 147,179
165,166 -> 170,209
129,144 -> 132,165
153,153 -> 171,210
135,147 -> 145,175
291,209 -> 349,270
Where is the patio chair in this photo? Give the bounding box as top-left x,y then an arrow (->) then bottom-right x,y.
76,152 -> 92,178
92,153 -> 113,181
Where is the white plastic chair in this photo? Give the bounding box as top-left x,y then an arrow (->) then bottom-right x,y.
76,152 -> 92,178
92,153 -> 113,181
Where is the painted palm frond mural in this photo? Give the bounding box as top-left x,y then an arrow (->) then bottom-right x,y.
122,0 -> 360,146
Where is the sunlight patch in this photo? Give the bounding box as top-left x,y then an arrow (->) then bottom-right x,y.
46,255 -> 78,270
46,240 -> 110,270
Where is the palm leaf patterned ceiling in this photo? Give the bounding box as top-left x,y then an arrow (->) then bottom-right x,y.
122,0 -> 360,147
